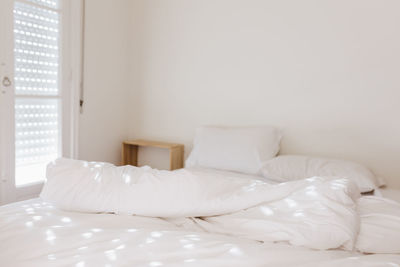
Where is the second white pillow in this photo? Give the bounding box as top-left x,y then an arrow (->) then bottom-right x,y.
261,155 -> 384,193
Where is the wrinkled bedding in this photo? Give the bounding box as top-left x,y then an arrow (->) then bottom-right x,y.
1,198 -> 399,267
1,158 -> 400,266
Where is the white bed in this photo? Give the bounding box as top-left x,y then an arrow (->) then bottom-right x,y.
1,163 -> 400,267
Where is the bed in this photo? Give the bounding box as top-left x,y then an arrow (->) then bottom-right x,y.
1,126 -> 400,266
0,164 -> 399,267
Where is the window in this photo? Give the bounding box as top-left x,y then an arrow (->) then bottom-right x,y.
0,0 -> 81,203
12,0 -> 82,188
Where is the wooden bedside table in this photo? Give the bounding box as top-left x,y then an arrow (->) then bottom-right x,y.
122,139 -> 184,170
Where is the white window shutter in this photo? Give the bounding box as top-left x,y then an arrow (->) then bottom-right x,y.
14,0 -> 62,185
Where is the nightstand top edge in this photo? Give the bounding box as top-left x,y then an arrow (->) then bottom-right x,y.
123,139 -> 184,149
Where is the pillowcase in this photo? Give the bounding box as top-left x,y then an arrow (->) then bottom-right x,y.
260,155 -> 384,193
185,126 -> 282,174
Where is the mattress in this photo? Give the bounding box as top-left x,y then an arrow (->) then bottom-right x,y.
0,166 -> 399,267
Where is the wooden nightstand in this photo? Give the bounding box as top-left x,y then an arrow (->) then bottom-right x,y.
122,139 -> 184,170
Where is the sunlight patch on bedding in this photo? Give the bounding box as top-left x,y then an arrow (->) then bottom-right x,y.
284,198 -> 298,208
93,171 -> 101,182
242,181 -> 264,192
81,232 -> 93,239
115,244 -> 126,250
25,208 -> 35,214
183,243 -> 195,249
229,247 -> 244,256
123,173 -> 132,184
306,185 -> 317,191
293,211 -> 305,217
104,250 -> 117,261
261,206 -> 274,216
33,216 -> 42,221
146,238 -> 155,244
305,177 -> 318,182
330,181 -> 347,190
61,217 -> 71,223
46,230 -> 56,241
47,254 -> 56,260
185,234 -> 201,241
151,231 -> 163,238
305,185 -> 318,197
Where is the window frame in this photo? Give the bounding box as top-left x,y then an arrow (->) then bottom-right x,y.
0,0 -> 83,204
61,0 -> 83,160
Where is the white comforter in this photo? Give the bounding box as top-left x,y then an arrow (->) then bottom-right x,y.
1,158 -> 399,266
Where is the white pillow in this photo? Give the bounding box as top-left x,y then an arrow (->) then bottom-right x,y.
185,126 -> 282,174
260,155 -> 384,193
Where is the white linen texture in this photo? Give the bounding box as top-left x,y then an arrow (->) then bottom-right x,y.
356,196 -> 400,254
2,198 -> 400,267
185,125 -> 282,174
40,158 -> 399,254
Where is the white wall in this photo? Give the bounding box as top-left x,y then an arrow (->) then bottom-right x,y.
78,0 -> 132,164
128,0 -> 400,188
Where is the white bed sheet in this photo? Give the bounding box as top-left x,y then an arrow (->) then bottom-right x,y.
1,198 -> 399,267
1,166 -> 400,267
376,188 -> 400,203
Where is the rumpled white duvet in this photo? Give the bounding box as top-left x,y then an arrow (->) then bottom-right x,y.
1,158 -> 400,267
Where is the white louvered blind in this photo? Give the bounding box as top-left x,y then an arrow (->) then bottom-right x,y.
14,0 -> 61,186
